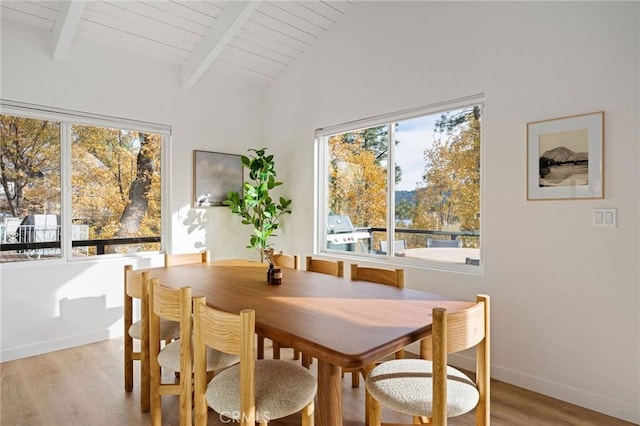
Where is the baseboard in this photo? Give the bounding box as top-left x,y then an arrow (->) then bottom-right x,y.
447,352 -> 640,425
0,330 -> 117,363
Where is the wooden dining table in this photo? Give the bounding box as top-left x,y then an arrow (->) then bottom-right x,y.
131,259 -> 474,425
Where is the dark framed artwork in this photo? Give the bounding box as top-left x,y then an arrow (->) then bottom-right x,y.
527,111 -> 604,200
193,150 -> 243,207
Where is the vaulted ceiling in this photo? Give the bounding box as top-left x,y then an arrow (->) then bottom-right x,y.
1,1 -> 353,88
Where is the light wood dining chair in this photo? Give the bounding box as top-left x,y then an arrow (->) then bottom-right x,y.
365,294 -> 490,426
305,256 -> 344,277
261,252 -> 301,361
193,297 -> 317,426
124,265 -> 180,412
346,264 -> 405,387
164,250 -> 210,266
149,279 -> 239,426
350,264 -> 404,288
273,252 -> 299,269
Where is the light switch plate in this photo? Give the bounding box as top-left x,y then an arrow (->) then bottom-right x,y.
592,208 -> 616,228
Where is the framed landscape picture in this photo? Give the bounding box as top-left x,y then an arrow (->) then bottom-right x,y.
527,111 -> 604,200
193,151 -> 243,207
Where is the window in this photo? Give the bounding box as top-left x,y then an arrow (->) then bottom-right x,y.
0,114 -> 62,260
0,101 -> 168,263
316,95 -> 483,269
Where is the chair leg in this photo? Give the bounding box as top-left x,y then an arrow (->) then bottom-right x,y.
273,341 -> 281,359
124,335 -> 134,391
194,392 -> 207,426
365,390 -> 371,426
150,377 -> 161,426
180,372 -> 192,426
257,335 -> 265,359
301,401 -> 314,426
194,365 -> 207,426
141,350 -> 150,412
363,363 -> 376,426
293,349 -> 301,360
367,393 -> 382,426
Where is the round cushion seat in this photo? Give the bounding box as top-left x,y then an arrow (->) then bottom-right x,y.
366,359 -> 479,418
158,337 -> 239,373
206,359 -> 317,422
129,318 -> 180,341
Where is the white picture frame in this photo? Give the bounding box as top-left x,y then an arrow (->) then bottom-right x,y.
527,111 -> 604,200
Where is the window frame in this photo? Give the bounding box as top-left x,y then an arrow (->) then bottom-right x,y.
0,99 -> 171,264
314,94 -> 485,274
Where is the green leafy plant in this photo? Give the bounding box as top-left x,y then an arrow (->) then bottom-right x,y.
224,148 -> 292,262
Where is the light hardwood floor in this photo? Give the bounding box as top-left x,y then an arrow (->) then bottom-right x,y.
1,338 -> 635,426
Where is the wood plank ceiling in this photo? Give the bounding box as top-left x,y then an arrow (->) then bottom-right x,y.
1,0 -> 353,87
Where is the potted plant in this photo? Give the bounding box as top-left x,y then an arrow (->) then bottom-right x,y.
224,148 -> 292,263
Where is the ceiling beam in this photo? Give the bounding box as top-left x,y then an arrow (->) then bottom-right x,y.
181,1 -> 261,90
51,1 -> 86,61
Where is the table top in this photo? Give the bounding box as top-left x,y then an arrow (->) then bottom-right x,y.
135,259 -> 473,368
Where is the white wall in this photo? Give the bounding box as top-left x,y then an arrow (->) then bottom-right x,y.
263,2 -> 639,423
0,20 -> 264,359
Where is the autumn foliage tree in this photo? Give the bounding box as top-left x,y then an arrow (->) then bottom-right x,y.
414,107 -> 480,241
328,126 -> 389,228
0,116 -> 61,217
72,125 -> 161,250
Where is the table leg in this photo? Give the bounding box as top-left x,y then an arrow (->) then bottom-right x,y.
317,360 -> 342,426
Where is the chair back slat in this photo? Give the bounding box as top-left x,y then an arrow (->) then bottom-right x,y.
350,264 -> 404,288
165,250 -> 210,267
151,282 -> 188,321
306,256 -> 344,277
193,299 -> 245,355
273,252 -> 299,269
444,299 -> 486,354
125,266 -> 147,299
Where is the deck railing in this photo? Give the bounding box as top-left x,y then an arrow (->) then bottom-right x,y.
365,227 -> 480,252
0,223 -> 160,259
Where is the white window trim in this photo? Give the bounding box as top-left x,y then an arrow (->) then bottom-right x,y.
315,93 -> 484,138
314,94 -> 485,275
1,100 -> 171,136
0,99 -> 171,265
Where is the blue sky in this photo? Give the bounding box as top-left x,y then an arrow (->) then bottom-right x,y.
394,114 -> 439,191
